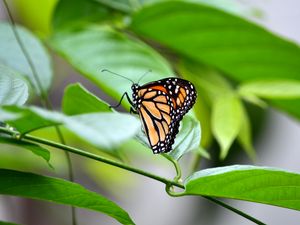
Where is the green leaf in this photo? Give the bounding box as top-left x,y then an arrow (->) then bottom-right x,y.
3,106 -> 59,134
129,1 -> 300,119
94,0 -> 132,13
0,64 -> 29,106
237,106 -> 256,160
238,80 -> 300,99
50,25 -> 172,109
130,2 -> 300,81
168,116 -> 203,160
211,94 -> 243,159
0,137 -> 52,168
0,221 -> 21,225
62,83 -> 111,115
3,106 -> 140,150
184,165 -> 300,211
53,0 -> 112,31
0,169 -> 135,225
136,115 -> 204,158
0,22 -> 52,94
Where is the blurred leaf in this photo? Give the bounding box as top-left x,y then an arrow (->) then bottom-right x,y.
179,61 -> 233,147
62,83 -> 111,115
3,106 -> 140,150
53,0 -> 112,31
129,1 -> 300,119
9,0 -> 58,36
50,25 -> 172,109
0,169 -> 135,225
212,94 -> 243,159
0,22 -> 52,94
0,108 -> 21,121
130,1 -> 300,81
3,106 -> 59,133
239,80 -> 300,99
270,99 -> 300,119
0,221 -> 21,225
0,137 -> 52,168
237,106 -> 255,160
136,115 -> 205,159
169,116 -> 203,160
184,165 -> 300,211
64,112 -> 140,149
0,64 -> 29,106
94,0 -> 132,13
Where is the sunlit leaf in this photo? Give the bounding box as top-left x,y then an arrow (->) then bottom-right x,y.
237,106 -> 256,160
185,165 -> 300,211
169,116 -> 203,160
0,22 -> 52,94
129,1 -> 300,119
62,83 -> 111,115
50,25 -> 172,109
0,169 -> 135,225
3,106 -> 140,150
238,80 -> 300,99
211,94 -> 243,159
53,0 -> 112,31
0,64 -> 29,106
0,137 -> 52,168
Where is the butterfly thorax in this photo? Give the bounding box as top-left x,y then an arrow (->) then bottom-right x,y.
130,77 -> 197,154
131,83 -> 140,109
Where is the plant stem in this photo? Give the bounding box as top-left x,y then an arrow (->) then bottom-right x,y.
162,154 -> 182,183
0,126 -> 181,188
0,126 -> 265,225
1,1 -> 76,224
203,196 -> 266,225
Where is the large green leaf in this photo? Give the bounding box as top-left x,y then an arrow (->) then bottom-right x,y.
0,169 -> 134,225
238,80 -> 300,99
130,2 -> 300,81
50,25 -> 172,109
0,136 -> 52,168
53,0 -> 112,31
237,106 -> 255,160
211,94 -> 243,159
0,22 -> 52,94
62,83 -> 111,115
129,1 -> 300,119
3,106 -> 140,150
184,165 -> 300,211
168,116 -> 203,160
0,64 -> 29,106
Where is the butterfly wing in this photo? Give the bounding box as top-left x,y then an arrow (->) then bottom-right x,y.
135,77 -> 197,153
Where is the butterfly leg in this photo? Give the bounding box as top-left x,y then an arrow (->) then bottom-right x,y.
130,107 -> 138,114
110,92 -> 135,109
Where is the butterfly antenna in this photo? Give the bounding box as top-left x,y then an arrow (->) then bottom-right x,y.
137,69 -> 152,84
101,69 -> 134,84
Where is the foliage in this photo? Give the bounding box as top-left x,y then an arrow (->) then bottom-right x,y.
1,0 -> 300,224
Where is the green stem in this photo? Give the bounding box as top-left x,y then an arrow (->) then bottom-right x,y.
0,127 -> 265,225
2,1 -> 76,224
162,154 -> 182,183
203,196 -> 266,225
0,127 -> 181,188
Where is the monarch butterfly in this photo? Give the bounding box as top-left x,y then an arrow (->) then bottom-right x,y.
103,70 -> 197,154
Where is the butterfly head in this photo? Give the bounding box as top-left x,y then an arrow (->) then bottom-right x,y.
131,83 -> 139,92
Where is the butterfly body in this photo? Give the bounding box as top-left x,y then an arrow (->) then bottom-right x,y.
131,77 -> 197,154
